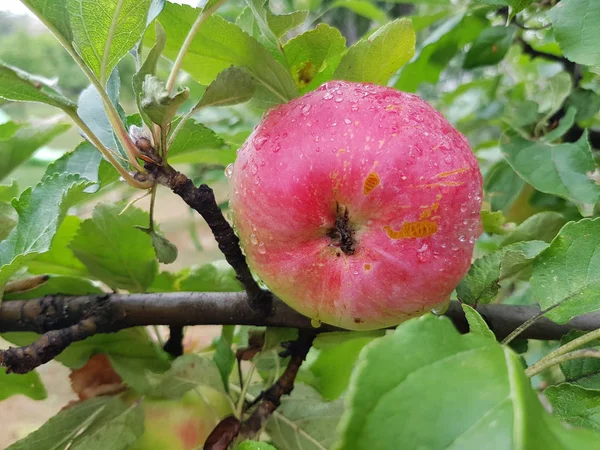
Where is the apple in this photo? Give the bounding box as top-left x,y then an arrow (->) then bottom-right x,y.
131,387 -> 233,450
229,81 -> 482,330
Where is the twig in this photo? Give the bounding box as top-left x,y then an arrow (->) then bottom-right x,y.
163,325 -> 184,357
526,349 -> 600,378
238,330 -> 316,440
0,296 -> 113,374
140,161 -> 273,316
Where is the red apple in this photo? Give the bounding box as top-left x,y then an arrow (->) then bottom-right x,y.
229,81 -> 482,330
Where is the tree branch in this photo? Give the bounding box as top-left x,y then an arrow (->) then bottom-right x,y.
1,294 -> 600,342
138,160 -> 273,316
239,329 -> 315,439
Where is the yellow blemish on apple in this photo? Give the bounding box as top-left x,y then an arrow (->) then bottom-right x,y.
383,220 -> 438,239
411,181 -> 464,189
435,167 -> 468,178
363,172 -> 381,195
419,202 -> 439,220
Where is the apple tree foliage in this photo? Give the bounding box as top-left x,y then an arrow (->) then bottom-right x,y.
0,0 -> 600,448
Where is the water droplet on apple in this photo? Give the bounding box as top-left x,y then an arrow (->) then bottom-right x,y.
273,144 -> 281,153
334,96 -> 343,103
301,104 -> 311,115
351,105 -> 358,111
311,318 -> 322,328
224,164 -> 233,178
315,147 -> 321,153
344,118 -> 351,125
250,233 -> 258,245
258,242 -> 266,254
254,136 -> 268,150
323,92 -> 333,100
440,243 -> 446,249
431,298 -> 450,315
451,246 -> 459,251
469,236 -> 476,244
332,122 -> 337,127
458,235 -> 466,242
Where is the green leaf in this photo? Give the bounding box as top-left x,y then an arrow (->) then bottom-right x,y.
136,227 -> 178,264
464,26 -> 517,69
238,0 -> 288,66
4,275 -> 102,300
149,3 -> 297,102
0,174 -> 92,290
559,331 -> 600,388
567,88 -> 600,122
27,216 -> 88,277
395,14 -> 486,92
237,442 -> 277,450
549,0 -> 600,66
543,106 -> 577,143
457,241 -> 548,305
0,202 -> 18,241
141,76 -> 190,128
331,0 -> 387,23
508,0 -> 534,14
70,204 -> 158,292
135,354 -> 224,398
77,69 -> 128,161
0,180 -> 19,203
0,367 -> 47,401
213,325 -> 236,392
533,218 -> 600,323
0,62 -> 76,112
335,314 -> 600,450
456,250 -> 503,305
0,120 -> 71,181
501,131 -> 600,216
501,212 -> 567,246
195,66 -> 256,109
20,0 -> 73,42
168,119 -> 229,162
333,18 -> 415,85
461,304 -> 496,340
178,261 -> 242,292
265,383 -> 344,450
7,396 -> 144,450
481,210 -> 506,235
67,0 -> 155,82
504,99 -> 539,128
484,160 -> 525,213
545,383 -> 600,432
133,21 -> 166,128
45,142 -> 119,194
308,331 -> 383,400
283,24 -> 346,93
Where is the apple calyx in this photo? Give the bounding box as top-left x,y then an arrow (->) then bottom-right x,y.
327,204 -> 356,256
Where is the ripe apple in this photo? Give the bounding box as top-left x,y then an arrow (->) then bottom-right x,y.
229,81 -> 482,330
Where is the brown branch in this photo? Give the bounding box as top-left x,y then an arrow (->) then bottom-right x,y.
4,294 -> 600,339
240,329 -> 316,439
163,325 -> 184,357
204,330 -> 316,448
0,296 -> 112,374
138,160 -> 273,316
